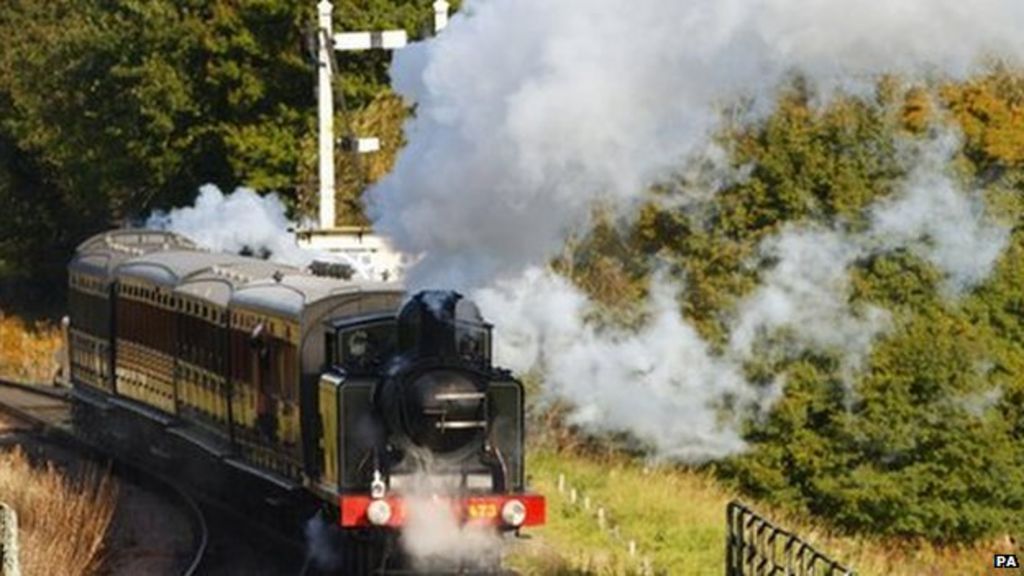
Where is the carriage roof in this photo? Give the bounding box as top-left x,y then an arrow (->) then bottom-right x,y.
175,258 -> 300,307
69,229 -> 197,282
232,273 -> 402,319
115,250 -> 241,287
73,229 -> 404,321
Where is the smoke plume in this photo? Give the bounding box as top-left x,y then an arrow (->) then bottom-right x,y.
366,0 -> 1019,461
368,0 -> 1024,289
147,184 -> 368,276
473,132 -> 1010,460
868,132 -> 1011,294
303,514 -> 345,571
728,226 -> 889,376
476,269 -> 757,461
733,132 -> 1008,372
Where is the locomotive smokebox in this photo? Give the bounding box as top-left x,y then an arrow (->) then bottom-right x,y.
394,368 -> 485,453
375,291 -> 494,456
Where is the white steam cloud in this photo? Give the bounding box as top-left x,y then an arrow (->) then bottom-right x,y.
364,0 -> 1019,462
728,226 -> 889,375
369,0 -> 1024,289
303,514 -> 344,572
732,132 -> 1009,376
869,132 -> 1011,294
474,133 -> 1009,462
147,184 -> 369,277
476,269 -> 757,460
396,474 -> 503,571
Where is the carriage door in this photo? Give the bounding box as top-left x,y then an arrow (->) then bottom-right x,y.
251,322 -> 277,443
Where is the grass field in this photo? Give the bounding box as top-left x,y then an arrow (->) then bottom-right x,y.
509,443 -> 1021,575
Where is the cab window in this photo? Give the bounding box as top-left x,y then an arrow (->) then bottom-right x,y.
335,319 -> 397,373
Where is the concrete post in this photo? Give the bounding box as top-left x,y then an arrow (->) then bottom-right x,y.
317,0 -> 336,230
0,504 -> 20,576
433,0 -> 450,34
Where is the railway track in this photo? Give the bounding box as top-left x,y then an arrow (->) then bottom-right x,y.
0,378 -> 208,576
0,380 -> 518,575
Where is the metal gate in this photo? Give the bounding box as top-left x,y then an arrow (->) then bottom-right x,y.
726,501 -> 854,576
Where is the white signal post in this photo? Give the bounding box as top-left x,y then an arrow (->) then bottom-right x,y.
317,0 -> 336,230
434,1 -> 450,33
309,0 -> 449,281
316,0 -> 409,230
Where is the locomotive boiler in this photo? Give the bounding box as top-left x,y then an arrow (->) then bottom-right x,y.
65,229 -> 545,574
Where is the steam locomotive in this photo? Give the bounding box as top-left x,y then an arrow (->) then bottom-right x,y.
65,229 -> 545,574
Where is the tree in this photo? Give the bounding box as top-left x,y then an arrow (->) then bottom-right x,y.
0,0 -> 436,295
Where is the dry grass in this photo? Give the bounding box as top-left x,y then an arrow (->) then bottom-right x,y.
513,444 -> 1021,575
0,311 -> 61,383
0,447 -> 118,576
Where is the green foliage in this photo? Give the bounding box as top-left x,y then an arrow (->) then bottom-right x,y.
0,0 -> 439,294
561,76 -> 1024,544
712,84 -> 1024,543
727,303 -> 1024,542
